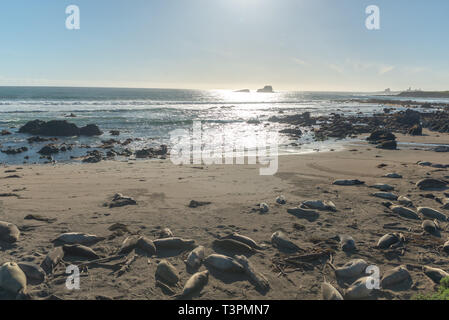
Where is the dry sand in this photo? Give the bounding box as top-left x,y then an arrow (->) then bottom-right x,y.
1,129 -> 449,300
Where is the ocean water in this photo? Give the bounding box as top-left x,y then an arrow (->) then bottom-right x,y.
0,86 -> 444,165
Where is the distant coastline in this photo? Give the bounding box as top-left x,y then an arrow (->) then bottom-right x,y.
396,91 -> 449,98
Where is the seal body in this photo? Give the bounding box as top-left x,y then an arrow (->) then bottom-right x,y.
381,266 -> 411,288
335,259 -> 367,278
391,206 -> 419,220
418,207 -> 447,221
153,237 -> 195,250
40,247 -> 65,274
322,282 -> 344,300
204,254 -> 244,273
180,270 -> 209,297
156,260 -> 179,285
0,221 -> 20,243
0,262 -> 27,294
118,236 -> 139,254
222,233 -> 263,250
377,233 -> 403,249
213,239 -> 255,254
54,232 -> 104,245
18,262 -> 46,284
345,277 -> 373,300
271,231 -> 300,252
63,244 -> 100,259
185,246 -> 205,269
137,236 -> 157,255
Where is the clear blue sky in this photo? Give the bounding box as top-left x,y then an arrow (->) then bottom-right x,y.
1,0 -> 448,91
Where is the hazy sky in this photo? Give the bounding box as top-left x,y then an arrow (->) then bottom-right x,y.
1,0 -> 448,91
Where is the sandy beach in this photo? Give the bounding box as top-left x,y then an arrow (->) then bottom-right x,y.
1,129 -> 448,300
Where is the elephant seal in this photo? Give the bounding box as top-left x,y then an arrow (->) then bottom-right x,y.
184,246 -> 205,269
423,266 -> 449,284
301,200 -> 337,212
153,237 -> 195,250
213,239 -> 256,254
443,240 -> 449,254
222,233 -> 264,250
376,233 -> 404,249
176,270 -> 209,299
345,277 -> 373,300
417,207 -> 448,221
63,244 -> 100,259
259,203 -> 269,213
381,265 -> 411,288
322,282 -> 344,300
383,173 -> 402,179
398,196 -> 413,207
276,195 -> 286,205
333,179 -> 365,186
416,179 -> 447,190
234,255 -> 270,291
339,235 -> 356,252
40,247 -> 65,274
372,192 -> 398,201
333,259 -> 368,278
117,236 -> 140,254
137,236 -> 157,256
204,254 -> 244,273
271,231 -> 300,252
287,207 -> 319,221
0,262 -> 27,294
18,262 -> 46,284
158,228 -> 174,239
390,205 -> 420,220
0,221 -> 20,243
156,260 -> 179,286
370,184 -> 394,192
53,232 -> 104,245
422,220 -> 440,236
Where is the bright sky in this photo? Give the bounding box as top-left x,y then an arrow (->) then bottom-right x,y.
1,0 -> 448,91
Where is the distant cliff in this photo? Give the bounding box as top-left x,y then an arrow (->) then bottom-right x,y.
397,91 -> 449,98
257,85 -> 274,93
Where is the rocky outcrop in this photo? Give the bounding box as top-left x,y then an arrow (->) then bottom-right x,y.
135,145 -> 168,159
1,147 -> 28,155
82,150 -> 103,163
367,130 -> 396,142
257,85 -> 274,93
38,144 -> 60,155
19,120 -> 102,137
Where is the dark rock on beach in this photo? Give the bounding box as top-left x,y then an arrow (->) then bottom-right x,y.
38,144 -> 60,155
19,120 -> 102,137
82,150 -> 104,163
367,130 -> 396,143
376,140 -> 397,150
1,146 -> 28,155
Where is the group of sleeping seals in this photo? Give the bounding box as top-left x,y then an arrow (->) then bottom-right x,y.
324,261 -> 413,300
151,230 -> 269,299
